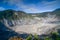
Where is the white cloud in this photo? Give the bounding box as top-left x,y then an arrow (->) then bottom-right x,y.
2,0 -> 60,13
0,7 -> 5,11
37,0 -> 60,12
17,4 -> 41,13
2,0 -> 42,13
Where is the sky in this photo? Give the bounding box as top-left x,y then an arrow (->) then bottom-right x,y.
0,0 -> 60,13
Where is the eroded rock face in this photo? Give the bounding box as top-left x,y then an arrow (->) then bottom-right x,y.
1,14 -> 60,35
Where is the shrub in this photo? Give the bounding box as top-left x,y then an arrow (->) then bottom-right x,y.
26,34 -> 32,40
33,34 -> 40,40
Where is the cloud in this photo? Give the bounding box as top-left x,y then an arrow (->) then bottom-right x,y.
36,0 -> 60,12
2,0 -> 60,13
0,7 -> 5,11
22,7 -> 41,13
41,0 -> 56,5
3,0 -> 22,6
3,0 -> 41,13
17,4 -> 41,13
41,0 -> 59,7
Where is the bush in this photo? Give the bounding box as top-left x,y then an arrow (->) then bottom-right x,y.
44,37 -> 51,40
33,34 -> 40,40
26,34 -> 32,40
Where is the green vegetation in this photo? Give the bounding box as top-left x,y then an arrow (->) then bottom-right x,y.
0,8 -> 60,20
26,34 -> 32,40
26,31 -> 60,40
44,37 -> 51,40
33,34 -> 40,40
0,9 -> 33,20
26,34 -> 40,40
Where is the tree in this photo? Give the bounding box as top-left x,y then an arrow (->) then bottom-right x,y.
44,37 -> 51,40
51,32 -> 59,40
56,36 -> 60,40
33,34 -> 40,40
26,34 -> 32,40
